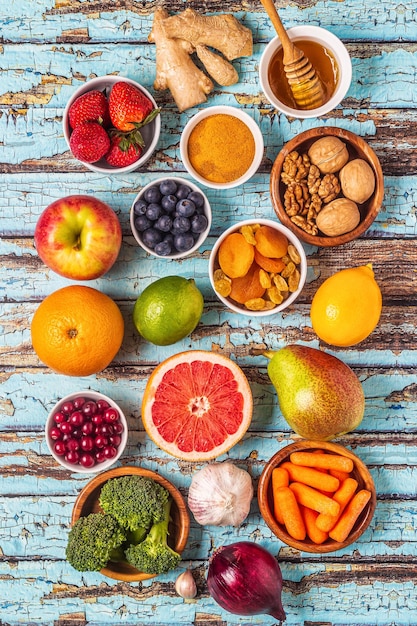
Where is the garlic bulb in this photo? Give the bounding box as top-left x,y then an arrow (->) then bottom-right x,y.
188,461 -> 253,526
175,569 -> 197,599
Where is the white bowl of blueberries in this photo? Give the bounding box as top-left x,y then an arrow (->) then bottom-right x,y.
130,176 -> 212,258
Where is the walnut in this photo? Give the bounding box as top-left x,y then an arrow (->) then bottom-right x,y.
315,197 -> 361,236
339,158 -> 376,203
318,173 -> 341,203
291,214 -> 318,235
281,150 -> 310,184
284,182 -> 310,217
308,136 -> 349,174
307,164 -> 321,194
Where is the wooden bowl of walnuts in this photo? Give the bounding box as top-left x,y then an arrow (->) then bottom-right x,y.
270,127 -> 384,247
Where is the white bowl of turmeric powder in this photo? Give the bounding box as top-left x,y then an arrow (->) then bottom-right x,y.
180,106 -> 264,189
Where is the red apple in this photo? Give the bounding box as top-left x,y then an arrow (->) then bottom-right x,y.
34,195 -> 122,280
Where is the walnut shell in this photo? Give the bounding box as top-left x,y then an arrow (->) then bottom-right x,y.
308,137 -> 349,174
316,198 -> 360,236
339,158 -> 376,203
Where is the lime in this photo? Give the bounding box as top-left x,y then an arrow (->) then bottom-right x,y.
133,276 -> 204,346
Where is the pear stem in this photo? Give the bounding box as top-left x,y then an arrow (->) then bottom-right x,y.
263,350 -> 276,360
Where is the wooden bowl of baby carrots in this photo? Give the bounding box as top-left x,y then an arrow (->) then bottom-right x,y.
258,440 -> 376,553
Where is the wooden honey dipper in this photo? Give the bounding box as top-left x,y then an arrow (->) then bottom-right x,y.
260,0 -> 325,110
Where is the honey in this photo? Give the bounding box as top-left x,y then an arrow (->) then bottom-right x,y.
267,39 -> 339,110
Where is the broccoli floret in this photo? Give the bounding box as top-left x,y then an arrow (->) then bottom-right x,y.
99,475 -> 170,532
124,498 -> 181,574
66,512 -> 127,572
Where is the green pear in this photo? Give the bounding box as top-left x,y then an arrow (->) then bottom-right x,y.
265,344 -> 365,440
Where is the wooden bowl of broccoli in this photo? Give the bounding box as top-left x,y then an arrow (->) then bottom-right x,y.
68,466 -> 190,581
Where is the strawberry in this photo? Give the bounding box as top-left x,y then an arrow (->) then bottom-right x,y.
108,81 -> 160,132
69,121 -> 111,163
105,133 -> 143,168
68,90 -> 110,129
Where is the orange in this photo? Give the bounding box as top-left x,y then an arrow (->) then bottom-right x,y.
31,285 -> 124,376
142,350 -> 253,462
310,264 -> 382,347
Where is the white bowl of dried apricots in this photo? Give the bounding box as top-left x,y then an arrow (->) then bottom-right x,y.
209,219 -> 307,316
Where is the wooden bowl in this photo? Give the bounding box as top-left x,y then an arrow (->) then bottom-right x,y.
71,466 -> 190,581
258,440 -> 376,553
270,127 -> 384,247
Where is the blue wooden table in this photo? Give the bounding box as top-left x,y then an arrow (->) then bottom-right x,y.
1,1 -> 416,624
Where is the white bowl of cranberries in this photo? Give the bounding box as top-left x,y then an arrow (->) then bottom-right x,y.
45,390 -> 128,473
63,75 -> 161,174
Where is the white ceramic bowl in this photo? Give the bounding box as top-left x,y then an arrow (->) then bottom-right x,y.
45,390 -> 128,473
180,105 -> 264,189
63,75 -> 161,174
259,26 -> 352,119
209,218 -> 307,317
130,176 -> 212,259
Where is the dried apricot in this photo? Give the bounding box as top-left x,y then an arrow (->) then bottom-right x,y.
254,248 -> 286,273
254,225 -> 288,258
229,262 -> 265,304
218,233 -> 255,278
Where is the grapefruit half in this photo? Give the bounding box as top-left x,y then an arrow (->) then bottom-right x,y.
141,350 -> 253,462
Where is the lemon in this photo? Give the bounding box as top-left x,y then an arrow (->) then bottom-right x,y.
310,264 -> 382,347
133,276 -> 204,346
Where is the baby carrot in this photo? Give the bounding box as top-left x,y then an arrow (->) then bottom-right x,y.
281,461 -> 340,492
271,467 -> 289,525
301,505 -> 329,545
274,486 -> 306,540
289,482 -> 340,517
329,468 -> 351,482
316,477 -> 359,532
329,489 -> 372,543
290,451 -> 354,474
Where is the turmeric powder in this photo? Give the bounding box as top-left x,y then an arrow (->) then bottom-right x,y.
187,114 -> 255,184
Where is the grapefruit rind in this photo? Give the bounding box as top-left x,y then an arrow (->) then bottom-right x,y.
141,350 -> 253,462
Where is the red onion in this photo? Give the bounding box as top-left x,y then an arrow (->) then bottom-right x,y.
207,541 -> 286,623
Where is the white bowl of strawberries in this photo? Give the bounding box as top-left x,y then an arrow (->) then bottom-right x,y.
63,75 -> 161,174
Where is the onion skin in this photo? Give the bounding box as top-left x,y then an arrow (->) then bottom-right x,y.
207,541 -> 286,622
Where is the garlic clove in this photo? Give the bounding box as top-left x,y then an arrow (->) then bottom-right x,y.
175,569 -> 197,599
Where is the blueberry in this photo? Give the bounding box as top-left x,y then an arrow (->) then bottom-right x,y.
176,184 -> 192,200
154,240 -> 173,256
145,203 -> 162,221
173,215 -> 191,232
176,198 -> 196,217
134,215 -> 151,232
191,213 -> 208,234
188,191 -> 205,208
161,194 -> 178,213
155,214 -> 173,232
133,199 -> 148,215
144,185 -> 162,204
142,227 -> 163,249
159,179 -> 178,195
174,232 -> 195,252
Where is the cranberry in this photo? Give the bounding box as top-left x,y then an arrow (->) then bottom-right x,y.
112,422 -> 124,435
94,435 -> 108,449
91,413 -> 103,426
97,399 -> 110,412
72,428 -> 82,439
80,453 -> 95,468
69,410 -> 84,427
103,445 -> 117,459
53,411 -> 66,424
61,401 -> 74,415
80,436 -> 94,452
54,441 -> 66,456
50,426 -> 62,441
95,449 -> 107,463
104,407 -> 119,423
82,401 -> 98,416
59,421 -> 73,435
73,396 -> 86,409
67,438 -> 80,452
100,423 -> 114,436
82,421 -> 94,435
109,434 -> 122,447
65,450 -> 80,464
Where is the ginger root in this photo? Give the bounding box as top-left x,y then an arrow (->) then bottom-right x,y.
148,7 -> 253,111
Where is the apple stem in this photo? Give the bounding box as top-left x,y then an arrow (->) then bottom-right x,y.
263,350 -> 276,360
